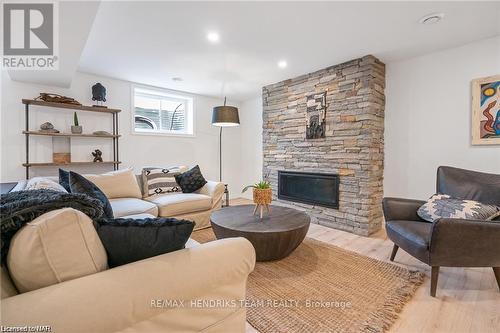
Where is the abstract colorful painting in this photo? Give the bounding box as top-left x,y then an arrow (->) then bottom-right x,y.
305,91 -> 327,139
472,75 -> 500,145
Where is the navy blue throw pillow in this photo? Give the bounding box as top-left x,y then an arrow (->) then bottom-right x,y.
58,169 -> 71,192
174,165 -> 207,193
69,171 -> 114,218
95,217 -> 194,267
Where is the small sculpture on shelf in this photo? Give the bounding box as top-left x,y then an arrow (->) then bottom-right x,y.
35,93 -> 81,105
71,112 -> 82,134
39,122 -> 59,133
92,149 -> 103,162
92,83 -> 107,108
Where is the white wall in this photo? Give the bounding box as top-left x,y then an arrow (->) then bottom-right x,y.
0,71 -> 244,198
238,96 -> 263,199
385,36 -> 500,199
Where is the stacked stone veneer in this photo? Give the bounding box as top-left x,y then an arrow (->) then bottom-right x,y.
262,55 -> 385,236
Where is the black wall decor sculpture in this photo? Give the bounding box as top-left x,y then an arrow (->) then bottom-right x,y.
305,91 -> 327,139
92,83 -> 107,107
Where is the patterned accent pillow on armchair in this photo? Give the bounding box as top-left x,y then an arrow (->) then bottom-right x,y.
417,194 -> 500,223
141,166 -> 187,197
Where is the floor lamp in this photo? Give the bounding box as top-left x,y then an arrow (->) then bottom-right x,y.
212,97 -> 240,206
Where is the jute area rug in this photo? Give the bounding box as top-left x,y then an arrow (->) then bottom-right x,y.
192,228 -> 424,333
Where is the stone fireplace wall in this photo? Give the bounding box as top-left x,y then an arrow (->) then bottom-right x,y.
262,55 -> 385,236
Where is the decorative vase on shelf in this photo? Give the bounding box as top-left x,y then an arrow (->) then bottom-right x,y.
71,112 -> 82,134
71,125 -> 82,134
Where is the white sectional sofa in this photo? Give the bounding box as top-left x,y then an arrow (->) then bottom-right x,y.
12,168 -> 226,229
2,168 -> 255,332
1,209 -> 256,333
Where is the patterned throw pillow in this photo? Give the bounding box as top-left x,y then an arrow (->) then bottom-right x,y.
25,177 -> 67,193
417,194 -> 500,223
142,166 -> 185,197
174,165 -> 207,193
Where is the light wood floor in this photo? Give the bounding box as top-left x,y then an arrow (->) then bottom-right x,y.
228,198 -> 500,333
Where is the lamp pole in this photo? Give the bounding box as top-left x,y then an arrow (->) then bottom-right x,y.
219,126 -> 222,182
218,97 -> 227,182
211,96 -> 240,206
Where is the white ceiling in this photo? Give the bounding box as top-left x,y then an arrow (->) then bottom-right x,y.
63,2 -> 500,101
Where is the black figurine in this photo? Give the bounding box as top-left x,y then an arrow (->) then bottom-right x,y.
92,83 -> 107,107
92,149 -> 103,162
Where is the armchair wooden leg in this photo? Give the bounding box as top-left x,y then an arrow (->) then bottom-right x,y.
493,267 -> 500,290
430,266 -> 440,297
390,244 -> 399,262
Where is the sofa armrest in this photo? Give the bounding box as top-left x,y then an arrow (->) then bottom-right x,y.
197,181 -> 225,207
11,181 -> 26,192
382,197 -> 427,222
429,218 -> 500,267
1,238 -> 256,333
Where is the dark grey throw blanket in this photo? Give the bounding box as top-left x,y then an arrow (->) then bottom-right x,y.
1,189 -> 104,263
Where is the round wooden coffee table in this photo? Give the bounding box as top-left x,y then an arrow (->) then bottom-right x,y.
210,205 -> 310,261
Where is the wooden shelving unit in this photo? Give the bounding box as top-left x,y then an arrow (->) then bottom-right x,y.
23,161 -> 122,167
23,130 -> 121,138
23,99 -> 121,179
22,99 -> 120,113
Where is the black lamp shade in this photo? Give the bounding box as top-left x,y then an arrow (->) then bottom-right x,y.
212,106 -> 240,127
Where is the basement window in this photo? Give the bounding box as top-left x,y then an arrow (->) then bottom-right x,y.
132,86 -> 194,136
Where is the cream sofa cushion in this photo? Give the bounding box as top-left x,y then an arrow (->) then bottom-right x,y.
1,266 -> 18,299
147,193 -> 212,216
109,198 -> 158,218
85,168 -> 142,199
7,208 -> 107,293
120,213 -> 157,219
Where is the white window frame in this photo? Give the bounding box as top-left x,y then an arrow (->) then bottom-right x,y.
131,84 -> 195,137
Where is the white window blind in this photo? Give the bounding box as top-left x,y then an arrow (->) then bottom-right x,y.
133,87 -> 194,136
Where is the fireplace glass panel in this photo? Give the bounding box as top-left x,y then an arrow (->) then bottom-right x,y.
278,171 -> 339,208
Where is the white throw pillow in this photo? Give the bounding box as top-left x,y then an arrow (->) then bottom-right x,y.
84,168 -> 142,199
7,208 -> 108,293
25,177 -> 67,192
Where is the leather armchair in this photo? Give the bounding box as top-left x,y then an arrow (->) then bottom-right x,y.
382,166 -> 500,297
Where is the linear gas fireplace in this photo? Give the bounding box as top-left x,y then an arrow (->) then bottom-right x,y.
278,171 -> 339,209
